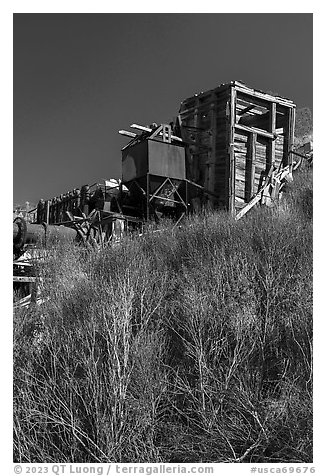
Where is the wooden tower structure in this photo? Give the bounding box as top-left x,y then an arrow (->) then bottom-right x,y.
178,81 -> 296,216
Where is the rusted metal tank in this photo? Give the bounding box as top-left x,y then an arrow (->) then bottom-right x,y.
13,217 -> 77,258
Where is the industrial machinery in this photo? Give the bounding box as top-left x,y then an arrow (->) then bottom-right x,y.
14,81 -> 312,306
13,217 -> 78,306
32,81 -> 299,233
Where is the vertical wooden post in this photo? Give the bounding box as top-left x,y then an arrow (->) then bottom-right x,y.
46,200 -> 50,225
288,107 -> 296,167
291,107 -> 296,165
245,132 -> 256,202
228,85 -> 236,215
267,102 -> 276,169
283,106 -> 296,167
208,100 -> 217,206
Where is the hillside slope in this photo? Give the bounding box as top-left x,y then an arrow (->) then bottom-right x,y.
14,165 -> 313,463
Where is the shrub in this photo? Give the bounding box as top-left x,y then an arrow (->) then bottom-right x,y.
14,168 -> 312,463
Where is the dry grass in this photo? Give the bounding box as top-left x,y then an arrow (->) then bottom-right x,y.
13,167 -> 313,463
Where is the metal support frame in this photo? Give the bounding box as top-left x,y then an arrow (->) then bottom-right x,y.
148,124 -> 172,143
148,177 -> 187,207
146,173 -> 150,220
124,174 -> 188,221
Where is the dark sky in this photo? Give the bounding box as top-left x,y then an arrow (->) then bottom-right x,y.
13,13 -> 313,206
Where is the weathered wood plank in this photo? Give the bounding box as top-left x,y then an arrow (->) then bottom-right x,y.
267,102 -> 276,169
119,130 -> 137,138
234,83 -> 295,108
180,99 -> 228,117
245,133 -> 256,201
229,87 -> 236,214
235,123 -> 277,140
13,276 -> 37,283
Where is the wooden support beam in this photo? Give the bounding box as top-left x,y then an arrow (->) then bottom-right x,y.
267,102 -> 276,169
288,108 -> 296,166
46,200 -> 50,225
179,101 -> 216,117
13,276 -> 37,283
238,104 -> 256,116
228,86 -> 236,215
235,164 -> 289,220
235,123 -> 277,140
235,188 -> 264,220
207,106 -> 216,201
119,130 -> 137,138
236,166 -> 273,220
234,83 -> 295,108
130,124 -> 152,132
282,107 -> 296,167
130,123 -> 183,142
184,179 -> 220,199
239,110 -> 286,130
245,132 -> 256,201
13,261 -> 33,267
290,149 -> 310,160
